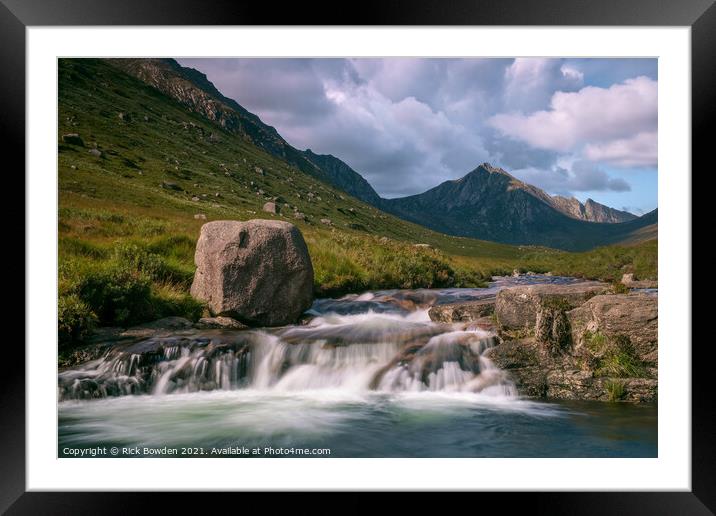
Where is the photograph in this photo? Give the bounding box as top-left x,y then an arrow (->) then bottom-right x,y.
56,56 -> 659,459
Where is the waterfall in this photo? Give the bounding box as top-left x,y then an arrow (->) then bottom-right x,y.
59,306 -> 516,401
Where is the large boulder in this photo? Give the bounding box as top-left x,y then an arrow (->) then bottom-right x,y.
190,220 -> 314,326
568,293 -> 658,365
495,282 -> 609,332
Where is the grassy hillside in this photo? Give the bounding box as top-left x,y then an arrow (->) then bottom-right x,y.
57,58 -> 656,346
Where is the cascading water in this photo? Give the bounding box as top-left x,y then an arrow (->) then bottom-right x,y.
58,307 -> 515,401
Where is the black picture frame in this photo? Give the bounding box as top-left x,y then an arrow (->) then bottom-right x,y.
2,0 -> 711,512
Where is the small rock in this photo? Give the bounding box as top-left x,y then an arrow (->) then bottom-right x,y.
428,299 -> 495,323
320,218 -> 332,225
161,181 -> 182,191
88,148 -> 102,158
263,202 -> 279,214
620,273 -> 658,289
194,316 -> 248,330
194,213 -> 207,220
120,316 -> 194,339
192,196 -> 200,202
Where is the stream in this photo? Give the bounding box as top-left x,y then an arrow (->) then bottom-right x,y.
58,275 -> 657,458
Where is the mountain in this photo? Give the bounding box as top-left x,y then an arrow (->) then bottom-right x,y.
108,58 -> 382,205
302,149 -> 382,205
105,58 -> 654,252
381,163 -> 656,251
550,196 -> 636,223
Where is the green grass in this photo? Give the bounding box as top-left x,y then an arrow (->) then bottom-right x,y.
586,332 -> 647,379
605,379 -> 627,402
520,239 -> 657,283
57,58 -> 658,347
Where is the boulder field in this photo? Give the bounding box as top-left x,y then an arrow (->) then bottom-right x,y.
429,282 -> 658,402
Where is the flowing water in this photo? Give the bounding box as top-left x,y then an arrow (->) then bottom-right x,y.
58,275 -> 657,458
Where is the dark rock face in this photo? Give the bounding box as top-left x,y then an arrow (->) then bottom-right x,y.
428,299 -> 495,323
535,306 -> 571,354
302,149 -> 382,205
190,220 -> 314,326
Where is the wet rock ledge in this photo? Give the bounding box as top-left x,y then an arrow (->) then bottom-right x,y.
429,282 -> 658,402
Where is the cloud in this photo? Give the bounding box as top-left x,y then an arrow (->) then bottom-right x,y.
176,58 -> 655,209
511,161 -> 631,195
503,58 -> 584,113
583,131 -> 657,167
489,76 -> 657,156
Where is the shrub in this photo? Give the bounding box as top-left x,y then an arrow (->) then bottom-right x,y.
75,262 -> 155,326
595,335 -> 646,378
605,379 -> 627,402
58,294 -> 98,347
584,330 -> 608,353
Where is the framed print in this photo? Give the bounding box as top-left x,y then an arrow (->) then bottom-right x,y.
2,0 -> 713,512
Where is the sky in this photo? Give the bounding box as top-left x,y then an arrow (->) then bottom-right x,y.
177,58 -> 657,215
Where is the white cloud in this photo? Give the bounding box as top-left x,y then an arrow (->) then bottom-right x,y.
583,131 -> 657,167
503,58 -> 584,113
489,76 -> 657,156
176,58 -> 656,207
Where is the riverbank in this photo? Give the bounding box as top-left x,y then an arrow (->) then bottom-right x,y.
429,280 -> 657,402
59,275 -> 657,404
58,198 -> 657,350
57,275 -> 657,457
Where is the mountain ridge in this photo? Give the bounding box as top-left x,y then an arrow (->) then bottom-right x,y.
107,58 -> 655,251
380,163 -> 656,251
109,58 -> 384,206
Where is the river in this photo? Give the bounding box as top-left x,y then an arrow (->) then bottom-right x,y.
58,275 -> 657,458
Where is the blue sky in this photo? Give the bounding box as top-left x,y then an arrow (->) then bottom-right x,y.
178,58 -> 657,214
